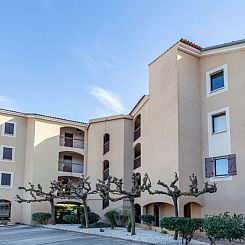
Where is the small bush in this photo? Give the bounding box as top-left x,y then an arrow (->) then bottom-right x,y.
203,213 -> 245,245
127,219 -> 132,232
160,217 -> 203,244
104,210 -> 119,229
32,212 -> 51,224
80,212 -> 100,226
62,214 -> 79,224
89,222 -> 111,228
140,215 -> 156,229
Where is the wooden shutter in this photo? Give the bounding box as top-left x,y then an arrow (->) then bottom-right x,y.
205,157 -> 214,178
228,154 -> 237,176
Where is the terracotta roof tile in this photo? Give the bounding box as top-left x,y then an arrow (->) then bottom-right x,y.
180,38 -> 202,50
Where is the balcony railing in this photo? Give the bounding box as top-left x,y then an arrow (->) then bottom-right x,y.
134,156 -> 141,169
103,168 -> 109,181
58,161 -> 84,173
103,142 -> 110,154
134,127 -> 141,141
60,136 -> 84,149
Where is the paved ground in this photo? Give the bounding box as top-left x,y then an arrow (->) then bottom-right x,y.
0,225 -> 145,245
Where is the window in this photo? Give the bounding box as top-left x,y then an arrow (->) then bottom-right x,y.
212,112 -> 226,133
2,146 -> 14,161
102,197 -> 109,209
103,160 -> 109,181
134,143 -> 141,169
205,154 -> 237,178
103,133 -> 110,154
211,71 -> 224,92
215,158 -> 228,176
0,172 -> 13,188
134,114 -> 141,141
206,64 -> 228,97
4,122 -> 15,136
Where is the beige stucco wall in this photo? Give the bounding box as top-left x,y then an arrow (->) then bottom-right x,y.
86,116 -> 133,216
0,114 -> 27,223
200,49 -> 245,215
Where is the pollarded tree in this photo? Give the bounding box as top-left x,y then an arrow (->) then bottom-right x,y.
64,176 -> 97,228
96,173 -> 142,235
142,172 -> 217,239
16,180 -> 65,225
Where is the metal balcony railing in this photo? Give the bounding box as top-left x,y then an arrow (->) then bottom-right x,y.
103,168 -> 109,181
134,156 -> 141,169
59,136 -> 84,149
58,161 -> 84,174
134,127 -> 141,141
103,141 -> 110,154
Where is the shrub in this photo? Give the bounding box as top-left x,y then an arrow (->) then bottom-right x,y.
104,210 -> 119,229
62,214 -> 79,224
127,219 -> 132,232
160,217 -> 203,244
89,222 -> 111,228
203,213 -> 245,245
80,212 -> 100,226
32,212 -> 51,224
140,215 -> 156,229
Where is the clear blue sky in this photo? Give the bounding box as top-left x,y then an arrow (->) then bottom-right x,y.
1,0 -> 245,122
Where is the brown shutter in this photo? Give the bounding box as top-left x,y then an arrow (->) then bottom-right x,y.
228,154 -> 237,176
205,157 -> 214,178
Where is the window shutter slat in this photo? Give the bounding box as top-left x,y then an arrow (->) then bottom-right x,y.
205,157 -> 214,178
228,154 -> 237,176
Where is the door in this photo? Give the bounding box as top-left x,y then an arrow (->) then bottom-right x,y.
154,204 -> 160,227
184,203 -> 191,218
65,133 -> 73,147
63,155 -> 72,172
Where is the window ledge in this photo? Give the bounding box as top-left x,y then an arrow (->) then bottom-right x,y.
0,186 -> 13,189
212,130 -> 227,135
0,159 -> 14,163
210,87 -> 225,94
210,176 -> 232,182
2,133 -> 16,138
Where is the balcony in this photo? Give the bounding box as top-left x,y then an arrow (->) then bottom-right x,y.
134,127 -> 141,141
60,127 -> 85,149
58,161 -> 84,174
59,136 -> 84,149
58,151 -> 84,174
134,156 -> 141,169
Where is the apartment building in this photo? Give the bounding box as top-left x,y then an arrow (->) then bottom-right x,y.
0,38 -> 245,225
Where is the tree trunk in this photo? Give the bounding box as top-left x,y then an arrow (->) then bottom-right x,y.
50,199 -> 56,225
129,199 -> 136,235
82,198 -> 89,229
208,237 -> 216,245
173,197 -> 179,240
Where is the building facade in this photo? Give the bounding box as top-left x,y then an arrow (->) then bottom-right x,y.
1,38 -> 245,225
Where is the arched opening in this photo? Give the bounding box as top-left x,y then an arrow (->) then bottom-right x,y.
135,203 -> 141,223
103,160 -> 109,181
0,200 -> 11,220
103,133 -> 110,154
134,143 -> 141,169
60,127 -> 84,149
55,200 -> 82,224
134,114 -> 141,141
144,202 -> 175,227
58,152 -> 84,173
134,172 -> 141,197
184,202 -> 202,218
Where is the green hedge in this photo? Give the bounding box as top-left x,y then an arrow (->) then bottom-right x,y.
80,212 -> 100,226
140,215 -> 155,229
160,217 -> 203,244
62,214 -> 80,224
32,212 -> 51,224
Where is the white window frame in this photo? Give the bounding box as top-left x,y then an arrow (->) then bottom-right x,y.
206,64 -> 228,97
0,145 -> 15,162
1,121 -> 16,137
0,171 -> 14,188
208,107 -> 229,136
